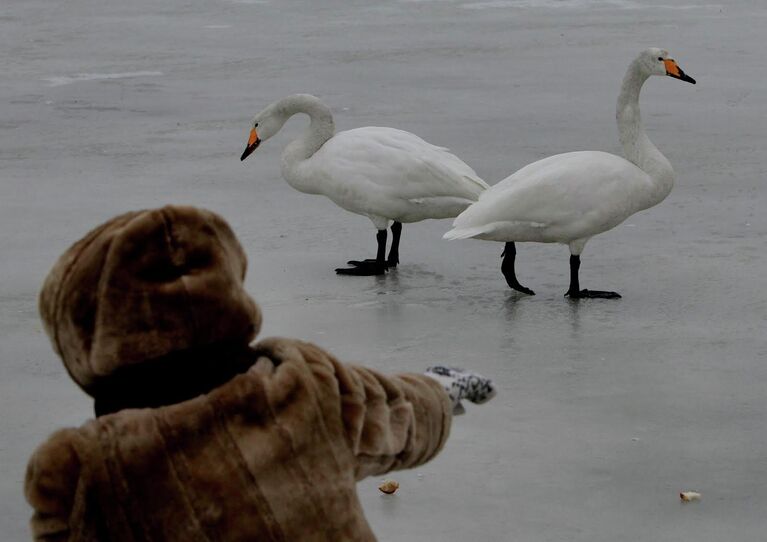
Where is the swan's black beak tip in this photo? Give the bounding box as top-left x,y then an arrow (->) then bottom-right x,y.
668,70 -> 696,85
664,59 -> 696,85
240,140 -> 260,161
668,66 -> 696,85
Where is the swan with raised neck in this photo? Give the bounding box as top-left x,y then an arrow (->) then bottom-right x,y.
617,55 -> 675,211
444,47 -> 695,298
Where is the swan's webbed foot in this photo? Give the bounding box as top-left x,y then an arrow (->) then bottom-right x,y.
565,289 -> 621,299
506,281 -> 536,296
565,254 -> 620,299
386,254 -> 399,268
346,258 -> 394,269
336,228 -> 389,275
336,260 -> 387,276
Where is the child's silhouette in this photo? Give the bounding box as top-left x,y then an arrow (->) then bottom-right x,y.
25,205 -> 494,541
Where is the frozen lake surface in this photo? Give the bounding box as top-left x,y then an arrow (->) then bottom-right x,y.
1,0 -> 765,540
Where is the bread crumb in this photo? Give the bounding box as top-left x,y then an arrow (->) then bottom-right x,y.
379,480 -> 399,494
680,491 -> 701,502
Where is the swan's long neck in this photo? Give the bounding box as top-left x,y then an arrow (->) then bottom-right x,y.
617,60 -> 675,208
274,95 -> 335,193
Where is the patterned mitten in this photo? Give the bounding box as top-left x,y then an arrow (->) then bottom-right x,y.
424,366 -> 496,415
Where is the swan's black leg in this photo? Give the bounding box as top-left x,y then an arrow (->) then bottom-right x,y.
387,221 -> 402,268
346,222 -> 402,269
501,242 -> 535,295
564,255 -> 621,299
336,230 -> 388,275
565,255 -> 581,296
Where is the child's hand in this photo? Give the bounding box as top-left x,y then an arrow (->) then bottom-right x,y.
424,366 -> 496,415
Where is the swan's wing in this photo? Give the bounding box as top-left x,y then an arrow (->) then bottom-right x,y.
447,151 -> 651,239
310,127 -> 488,201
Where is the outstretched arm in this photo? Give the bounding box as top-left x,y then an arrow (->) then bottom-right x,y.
339,363 -> 454,480
246,338 -> 496,482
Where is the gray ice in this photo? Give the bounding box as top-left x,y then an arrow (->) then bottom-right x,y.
1,0 -> 766,540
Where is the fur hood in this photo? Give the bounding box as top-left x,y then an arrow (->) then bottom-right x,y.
38,205 -> 261,395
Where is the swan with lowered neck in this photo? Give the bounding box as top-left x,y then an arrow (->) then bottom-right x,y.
240,94 -> 489,275
444,48 -> 696,298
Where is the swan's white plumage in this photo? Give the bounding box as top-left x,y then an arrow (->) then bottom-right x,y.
444,48 -> 691,260
446,150 -> 652,243
292,126 -> 488,225
248,94 -> 488,232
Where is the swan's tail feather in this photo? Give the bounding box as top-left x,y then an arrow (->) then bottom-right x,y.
465,175 -> 491,193
443,225 -> 491,240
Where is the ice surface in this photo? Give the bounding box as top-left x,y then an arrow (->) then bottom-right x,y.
459,0 -> 722,10
1,0 -> 766,540
42,71 -> 165,87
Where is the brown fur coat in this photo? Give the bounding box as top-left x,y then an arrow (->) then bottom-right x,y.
25,206 -> 452,541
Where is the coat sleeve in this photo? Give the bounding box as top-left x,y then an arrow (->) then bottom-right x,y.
25,429 -> 81,541
257,338 -> 453,480
340,363 -> 453,479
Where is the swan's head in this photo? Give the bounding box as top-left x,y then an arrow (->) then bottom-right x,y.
639,48 -> 696,84
240,104 -> 284,161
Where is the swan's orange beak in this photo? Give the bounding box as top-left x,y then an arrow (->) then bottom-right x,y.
664,59 -> 696,84
240,127 -> 260,161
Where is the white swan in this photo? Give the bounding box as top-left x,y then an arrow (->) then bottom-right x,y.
444,48 -> 696,298
240,94 -> 489,275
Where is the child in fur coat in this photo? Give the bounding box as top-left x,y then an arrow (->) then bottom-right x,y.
25,205 -> 495,541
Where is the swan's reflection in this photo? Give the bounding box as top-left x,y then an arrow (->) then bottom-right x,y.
566,298 -> 582,337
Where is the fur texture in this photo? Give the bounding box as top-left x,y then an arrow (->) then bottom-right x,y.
38,205 -> 261,395
26,206 -> 452,541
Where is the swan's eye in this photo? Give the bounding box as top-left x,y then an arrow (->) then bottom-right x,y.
254,122 -> 259,128
657,57 -> 663,61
